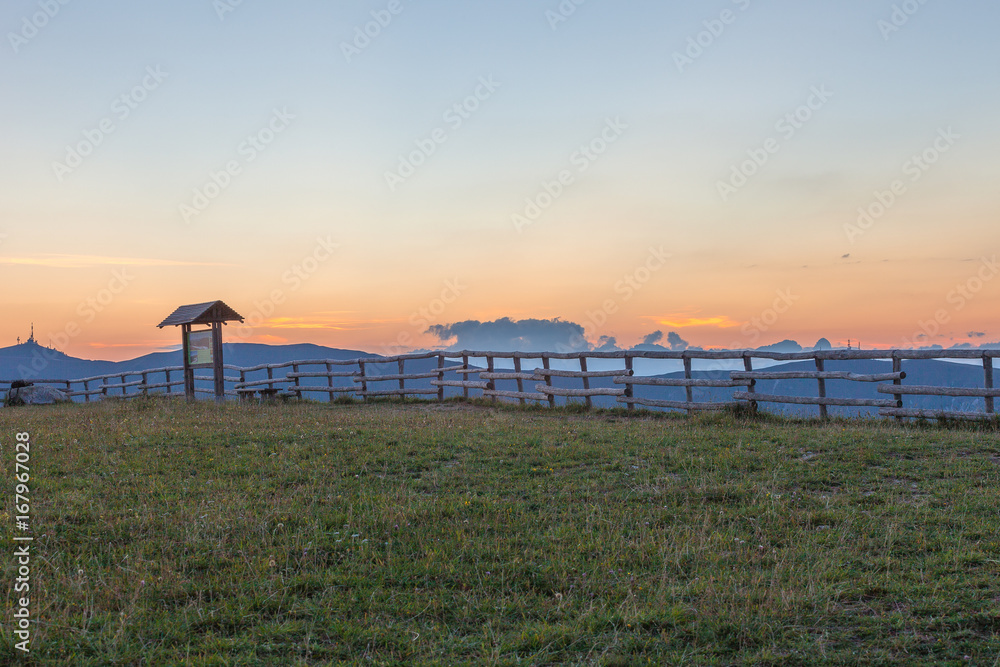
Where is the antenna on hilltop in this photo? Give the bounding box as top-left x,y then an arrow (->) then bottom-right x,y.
28,323 -> 35,344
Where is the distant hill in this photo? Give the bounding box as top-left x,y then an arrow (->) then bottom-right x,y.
0,341 -> 375,385
0,340 -> 120,382
114,343 -> 375,373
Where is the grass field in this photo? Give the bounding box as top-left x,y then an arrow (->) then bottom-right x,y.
2,398 -> 999,665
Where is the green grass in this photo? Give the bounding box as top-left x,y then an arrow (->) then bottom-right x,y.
2,398 -> 999,665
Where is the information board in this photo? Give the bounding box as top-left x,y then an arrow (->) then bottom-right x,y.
187,329 -> 214,367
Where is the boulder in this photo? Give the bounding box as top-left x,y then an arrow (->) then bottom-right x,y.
5,384 -> 71,407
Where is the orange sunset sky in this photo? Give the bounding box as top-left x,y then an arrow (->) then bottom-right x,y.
2,1 -> 999,361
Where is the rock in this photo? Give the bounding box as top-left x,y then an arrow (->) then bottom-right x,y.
5,384 -> 71,407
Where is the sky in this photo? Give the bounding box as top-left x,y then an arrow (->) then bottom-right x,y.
2,0 -> 999,360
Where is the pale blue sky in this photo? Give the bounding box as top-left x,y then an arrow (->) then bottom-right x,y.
2,0 -> 999,356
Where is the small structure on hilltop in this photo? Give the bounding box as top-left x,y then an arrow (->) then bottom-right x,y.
16,323 -> 36,346
157,301 -> 244,402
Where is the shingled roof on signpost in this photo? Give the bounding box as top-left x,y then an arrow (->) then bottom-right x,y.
157,301 -> 244,328
157,301 -> 244,402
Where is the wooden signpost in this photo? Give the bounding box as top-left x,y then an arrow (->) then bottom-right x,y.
156,301 -> 244,402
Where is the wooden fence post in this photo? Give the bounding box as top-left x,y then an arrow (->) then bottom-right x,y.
142,372 -> 149,397
486,356 -> 496,402
462,355 -> 470,400
292,364 -> 302,399
892,355 -> 904,423
121,374 -> 127,397
165,369 -> 171,397
624,354 -> 634,411
267,366 -> 274,393
326,363 -> 334,403
815,357 -> 828,419
543,356 -> 556,408
984,354 -> 994,415
513,357 -> 525,405
580,357 -> 592,409
398,359 -> 406,401
359,360 -> 367,402
83,379 -> 90,403
437,355 -> 445,402
743,355 -> 756,414
683,354 -> 694,415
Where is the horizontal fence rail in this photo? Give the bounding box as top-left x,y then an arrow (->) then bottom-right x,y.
3,349 -> 999,422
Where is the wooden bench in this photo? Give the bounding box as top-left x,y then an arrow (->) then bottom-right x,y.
237,387 -> 281,402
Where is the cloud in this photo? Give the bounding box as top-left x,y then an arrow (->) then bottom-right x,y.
666,332 -> 688,351
656,316 -> 739,329
594,336 -> 620,351
427,318 -> 589,352
968,331 -> 986,338
254,313 -> 383,332
756,339 -> 802,352
264,316 -> 356,331
0,254 -> 233,268
632,331 -> 688,352
427,319 -> 694,353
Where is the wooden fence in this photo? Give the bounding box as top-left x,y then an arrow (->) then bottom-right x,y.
3,349 -> 999,421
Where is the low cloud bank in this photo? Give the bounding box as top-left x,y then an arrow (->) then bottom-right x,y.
425,318 -> 995,353
427,318 -> 588,352
426,319 -> 692,352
